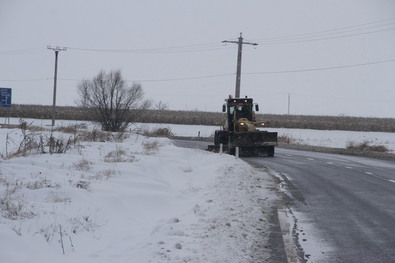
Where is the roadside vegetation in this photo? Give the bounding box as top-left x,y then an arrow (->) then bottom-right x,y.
0,120 -> 174,257
2,104 -> 395,132
0,120 -> 167,160
278,134 -> 391,154
1,102 -> 393,157
346,141 -> 389,153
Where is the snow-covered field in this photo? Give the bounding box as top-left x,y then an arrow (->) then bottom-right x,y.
0,118 -> 394,262
136,122 -> 395,153
0,119 -> 278,263
3,118 -> 394,153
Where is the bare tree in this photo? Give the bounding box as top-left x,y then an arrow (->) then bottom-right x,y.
154,101 -> 169,111
77,70 -> 151,132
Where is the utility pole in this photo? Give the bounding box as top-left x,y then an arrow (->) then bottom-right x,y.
223,33 -> 257,98
47,46 -> 67,126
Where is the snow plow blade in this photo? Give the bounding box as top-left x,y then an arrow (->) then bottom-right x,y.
208,131 -> 278,157
229,131 -> 277,157
230,131 -> 277,147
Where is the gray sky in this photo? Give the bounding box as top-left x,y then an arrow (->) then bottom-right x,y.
1,0 -> 395,117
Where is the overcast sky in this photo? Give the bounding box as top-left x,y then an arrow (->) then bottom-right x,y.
1,0 -> 395,118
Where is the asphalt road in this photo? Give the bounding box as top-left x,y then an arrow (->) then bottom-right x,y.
172,139 -> 395,262
248,147 -> 395,263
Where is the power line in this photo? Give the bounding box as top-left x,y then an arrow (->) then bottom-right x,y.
0,78 -> 50,82
244,58 -> 395,75
0,47 -> 46,56
3,18 -> 395,57
0,73 -> 234,83
259,27 -> 395,44
56,73 -> 235,83
258,17 -> 395,40
294,92 -> 395,103
67,42 -> 229,54
255,17 -> 395,44
258,92 -> 395,104
0,42 -> 229,56
132,73 -> 235,82
3,18 -> 394,57
59,58 -> 395,81
2,58 -> 395,83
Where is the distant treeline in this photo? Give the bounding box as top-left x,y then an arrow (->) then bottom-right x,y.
1,104 -> 394,132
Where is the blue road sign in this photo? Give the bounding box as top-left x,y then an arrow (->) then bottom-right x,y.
0,88 -> 12,108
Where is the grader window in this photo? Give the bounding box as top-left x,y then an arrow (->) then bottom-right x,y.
230,105 -> 252,119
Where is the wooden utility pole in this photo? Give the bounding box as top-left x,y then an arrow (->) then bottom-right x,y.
223,33 -> 257,98
47,46 -> 67,126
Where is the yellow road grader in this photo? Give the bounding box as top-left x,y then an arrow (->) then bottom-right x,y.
208,96 -> 278,157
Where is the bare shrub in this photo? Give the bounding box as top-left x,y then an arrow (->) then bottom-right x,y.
39,224 -> 59,243
75,180 -> 90,189
105,146 -> 136,163
15,120 -> 43,156
74,123 -> 89,129
346,141 -> 389,152
69,215 -> 97,234
0,182 -> 34,220
113,131 -> 129,142
3,180 -> 23,195
48,136 -> 73,154
18,120 -> 45,133
0,124 -> 21,129
139,127 -> 174,138
105,149 -> 123,162
6,133 -> 72,158
47,193 -> 71,203
277,135 -> 296,144
98,169 -> 117,179
11,224 -> 22,236
80,129 -> 113,142
81,169 -> 116,181
0,197 -> 26,220
154,101 -> 169,110
74,159 -> 92,171
89,169 -> 117,181
53,125 -> 77,134
3,118 -> 130,160
4,122 -> 76,159
143,141 -> 160,154
78,128 -> 128,143
0,176 -> 7,185
104,147 -> 127,162
26,178 -> 60,190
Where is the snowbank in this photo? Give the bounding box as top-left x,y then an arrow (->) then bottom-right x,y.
0,121 -> 278,262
